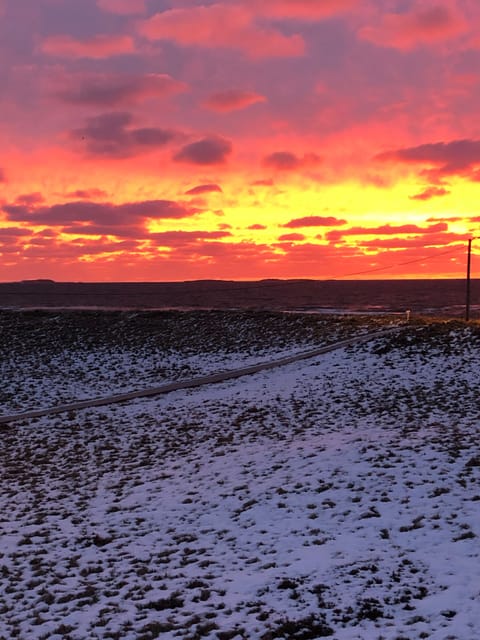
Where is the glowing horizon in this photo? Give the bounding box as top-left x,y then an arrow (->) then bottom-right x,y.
2,0 -> 480,282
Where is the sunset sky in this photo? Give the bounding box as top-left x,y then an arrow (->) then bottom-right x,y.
2,0 -> 480,281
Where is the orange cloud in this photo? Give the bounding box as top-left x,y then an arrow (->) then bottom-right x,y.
41,34 -> 135,59
283,215 -> 346,228
251,179 -> 274,187
138,4 -> 305,59
359,4 -> 467,50
150,230 -> 232,246
326,223 -> 449,242
357,232 -> 469,249
427,216 -> 462,222
278,232 -> 305,241
428,215 -> 480,223
1,227 -> 469,281
204,89 -> 266,113
409,186 -> 451,201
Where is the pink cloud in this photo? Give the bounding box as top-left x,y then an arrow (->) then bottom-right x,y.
15,193 -> 45,205
263,151 -> 321,171
138,4 -> 305,59
283,215 -> 347,228
256,0 -> 358,20
97,0 -> 146,15
359,4 -> 467,50
0,227 -> 31,238
0,167 -> 5,182
174,136 -> 232,165
248,224 -> 267,230
55,73 -> 187,106
65,188 -> 108,199
185,184 -> 223,195
41,34 -> 135,59
204,89 -> 266,113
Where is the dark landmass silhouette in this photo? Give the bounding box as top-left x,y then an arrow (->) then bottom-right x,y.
0,279 -> 478,316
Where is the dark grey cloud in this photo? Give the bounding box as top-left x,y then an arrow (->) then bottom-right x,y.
97,0 -> 147,16
0,226 -> 31,238
130,127 -> 175,147
3,199 -> 197,226
377,139 -> 480,178
56,73 -> 186,107
70,112 -> 177,157
174,136 -> 232,165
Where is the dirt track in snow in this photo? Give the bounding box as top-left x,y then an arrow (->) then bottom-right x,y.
0,328 -> 399,424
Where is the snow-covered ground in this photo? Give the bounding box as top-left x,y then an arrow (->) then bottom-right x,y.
1,314 -> 479,640
0,310 -> 375,415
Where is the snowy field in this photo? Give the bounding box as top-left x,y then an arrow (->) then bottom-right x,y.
1,312 -> 479,640
0,310 -> 375,415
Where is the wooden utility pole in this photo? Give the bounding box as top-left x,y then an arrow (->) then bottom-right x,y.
466,238 -> 473,322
